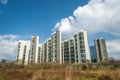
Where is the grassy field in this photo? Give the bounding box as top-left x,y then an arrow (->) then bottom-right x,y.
0,60 -> 120,80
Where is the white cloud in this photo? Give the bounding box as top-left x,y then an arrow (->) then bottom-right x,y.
53,16 -> 76,39
106,40 -> 120,59
0,0 -> 8,4
0,34 -> 18,40
0,34 -> 30,60
52,0 -> 120,59
53,0 -> 120,39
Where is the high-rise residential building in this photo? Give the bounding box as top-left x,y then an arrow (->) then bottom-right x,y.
46,38 -> 52,62
16,30 -> 103,65
42,41 -> 47,62
41,44 -> 44,63
62,40 -> 70,63
17,42 -> 30,65
74,30 -> 91,63
42,38 -> 52,63
38,44 -> 42,63
61,42 -> 64,63
28,50 -> 31,64
94,38 -> 108,62
29,36 -> 39,64
17,42 -> 24,65
51,31 -> 61,63
61,38 -> 75,63
90,46 -> 97,62
69,38 -> 75,63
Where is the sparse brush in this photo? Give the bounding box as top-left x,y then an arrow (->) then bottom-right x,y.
0,61 -> 120,80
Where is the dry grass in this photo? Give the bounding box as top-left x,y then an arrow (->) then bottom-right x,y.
0,60 -> 120,80
0,67 -> 120,80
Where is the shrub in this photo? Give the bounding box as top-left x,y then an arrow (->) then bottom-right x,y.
98,75 -> 112,80
0,74 -> 5,80
81,64 -> 87,70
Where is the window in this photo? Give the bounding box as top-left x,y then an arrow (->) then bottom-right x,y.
74,35 -> 77,38
81,54 -> 86,58
80,45 -> 85,48
32,38 -> 34,43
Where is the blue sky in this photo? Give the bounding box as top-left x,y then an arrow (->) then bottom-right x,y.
0,0 -> 89,41
0,0 -> 120,60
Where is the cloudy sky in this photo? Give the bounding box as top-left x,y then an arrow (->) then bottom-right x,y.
0,0 -> 120,60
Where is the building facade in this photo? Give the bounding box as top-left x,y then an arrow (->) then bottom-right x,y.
61,38 -> 75,63
74,30 -> 91,63
42,41 -> 47,62
61,30 -> 90,63
38,44 -> 42,63
69,38 -> 75,63
42,38 -> 52,63
17,42 -> 30,65
16,30 -> 108,65
94,38 -> 108,62
46,38 -> 52,62
62,40 -> 70,63
51,31 -> 61,63
29,36 -> 39,64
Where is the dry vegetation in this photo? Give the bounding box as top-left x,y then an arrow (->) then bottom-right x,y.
0,59 -> 120,80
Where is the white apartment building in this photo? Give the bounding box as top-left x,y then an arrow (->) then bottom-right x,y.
46,38 -> 52,62
61,42 -> 64,63
61,40 -> 70,63
69,38 -> 75,63
74,30 -> 91,63
51,31 -> 61,63
61,38 -> 75,64
29,36 -> 39,64
41,38 -> 52,63
42,41 -> 46,62
37,44 -> 42,63
94,38 -> 108,62
16,30 -> 91,65
17,42 -> 30,65
61,30 -> 90,64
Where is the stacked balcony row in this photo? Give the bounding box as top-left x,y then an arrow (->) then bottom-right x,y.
16,30 -> 108,65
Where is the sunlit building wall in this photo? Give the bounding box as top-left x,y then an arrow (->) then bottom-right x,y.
74,30 -> 91,63
29,36 -> 39,64
51,31 -> 61,63
17,42 -> 30,65
94,38 -> 108,62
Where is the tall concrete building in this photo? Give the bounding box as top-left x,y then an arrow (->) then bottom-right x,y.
42,41 -> 47,62
17,42 -> 30,65
74,30 -> 91,63
69,38 -> 75,63
37,44 -> 42,63
42,38 -> 52,63
94,38 -> 108,62
29,36 -> 39,64
51,31 -> 61,63
41,44 -> 44,63
61,38 -> 75,63
61,30 -> 90,64
46,38 -> 52,62
61,40 -> 70,63
16,30 -> 96,65
61,42 -> 64,63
